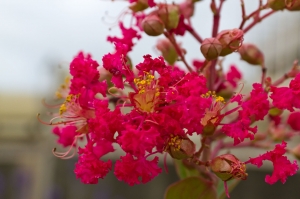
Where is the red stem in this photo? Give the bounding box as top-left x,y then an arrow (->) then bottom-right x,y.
261,65 -> 267,85
272,73 -> 289,86
164,32 -> 193,72
243,10 -> 276,33
239,4 -> 268,29
212,0 -> 224,37
209,60 -> 217,90
195,137 -> 207,158
240,0 -> 246,21
186,24 -> 203,44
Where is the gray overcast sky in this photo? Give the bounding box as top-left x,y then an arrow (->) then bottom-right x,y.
0,0 -> 298,96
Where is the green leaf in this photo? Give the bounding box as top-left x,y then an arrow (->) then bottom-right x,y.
217,179 -> 241,199
164,176 -> 217,199
173,159 -> 199,179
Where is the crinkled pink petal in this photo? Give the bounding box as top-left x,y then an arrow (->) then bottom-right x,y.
75,143 -> 112,184
246,141 -> 299,184
52,126 -> 77,147
177,73 -> 207,97
136,55 -> 168,75
289,73 -> 300,95
226,65 -> 242,88
114,154 -> 141,186
147,0 -> 156,7
136,156 -> 161,184
240,83 -> 269,121
118,126 -> 160,156
222,118 -> 257,145
192,59 -> 205,70
107,23 -> 141,53
114,154 -> 161,185
270,86 -> 294,111
93,139 -> 115,158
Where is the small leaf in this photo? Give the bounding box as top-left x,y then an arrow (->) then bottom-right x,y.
217,179 -> 240,199
164,176 -> 217,199
173,159 -> 199,179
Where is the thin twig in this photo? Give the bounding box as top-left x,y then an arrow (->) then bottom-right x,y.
243,10 -> 276,33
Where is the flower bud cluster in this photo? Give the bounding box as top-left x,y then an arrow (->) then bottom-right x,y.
200,29 -> 244,60
141,4 -> 180,36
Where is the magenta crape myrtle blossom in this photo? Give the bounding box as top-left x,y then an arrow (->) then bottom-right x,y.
39,0 -> 300,198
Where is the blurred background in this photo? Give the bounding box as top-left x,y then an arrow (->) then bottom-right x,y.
1,0 -> 300,199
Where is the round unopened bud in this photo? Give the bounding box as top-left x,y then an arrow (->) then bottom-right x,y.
166,136 -> 196,160
157,4 -> 180,30
142,15 -> 165,36
239,43 -> 264,66
291,144 -> 300,160
210,154 -> 248,181
156,38 -> 178,65
200,38 -> 223,60
268,0 -> 286,10
217,29 -> 244,56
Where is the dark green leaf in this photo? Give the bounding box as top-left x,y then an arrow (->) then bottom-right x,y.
164,176 -> 217,199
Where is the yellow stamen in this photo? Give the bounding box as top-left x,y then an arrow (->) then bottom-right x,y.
59,104 -> 67,115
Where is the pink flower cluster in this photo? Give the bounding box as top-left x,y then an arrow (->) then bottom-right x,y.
40,1 -> 300,197
45,43 -> 299,186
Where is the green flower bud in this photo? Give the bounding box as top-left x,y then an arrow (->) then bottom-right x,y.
165,135 -> 195,160
157,4 -> 180,30
142,15 -> 165,36
210,154 -> 248,181
200,38 -> 223,60
268,0 -> 286,10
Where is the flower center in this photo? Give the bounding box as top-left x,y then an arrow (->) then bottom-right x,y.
165,134 -> 181,151
230,162 -> 248,180
201,91 -> 225,126
130,72 -> 160,113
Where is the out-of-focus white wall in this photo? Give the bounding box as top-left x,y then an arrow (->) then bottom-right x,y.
1,0 -> 299,96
